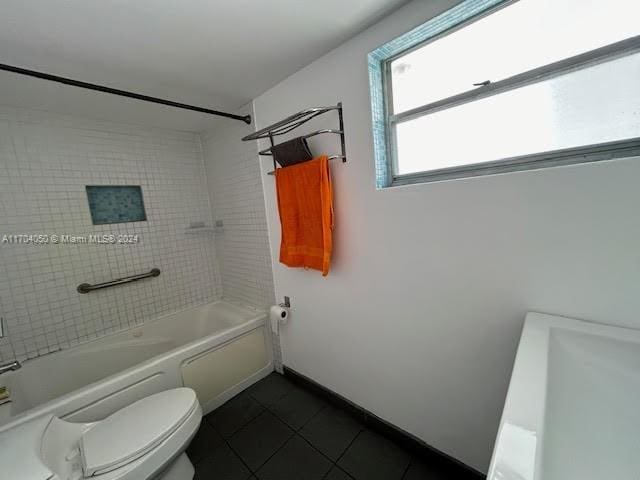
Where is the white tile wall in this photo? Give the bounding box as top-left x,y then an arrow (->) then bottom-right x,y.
0,106 -> 222,363
201,105 -> 280,369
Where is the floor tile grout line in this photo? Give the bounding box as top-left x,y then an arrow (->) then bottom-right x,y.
189,423 -> 226,466
246,391 -> 268,407
249,374 -> 364,478
265,400 -> 326,433
321,463 -> 357,480
194,412 -> 262,480
246,376 -> 354,477
224,436 -> 258,478
275,379 -> 368,478
333,426 -> 365,468
296,402 -> 369,466
279,373 -> 480,479
281,376 -> 414,479
200,374 -> 469,480
204,403 -> 265,440
246,374 -> 294,408
210,409 -> 285,476
294,429 -> 342,469
219,406 -> 335,477
296,402 -> 329,432
250,379 -> 327,433
220,408 -> 263,440
251,429 -> 297,474
400,457 -> 413,480
241,381 -> 314,473
203,412 -> 256,477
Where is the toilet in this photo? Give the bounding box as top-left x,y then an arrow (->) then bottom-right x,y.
0,387 -> 202,480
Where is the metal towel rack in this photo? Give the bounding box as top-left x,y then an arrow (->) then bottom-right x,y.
242,102 -> 346,175
77,268 -> 160,294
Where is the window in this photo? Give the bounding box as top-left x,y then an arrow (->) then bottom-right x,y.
368,0 -> 640,187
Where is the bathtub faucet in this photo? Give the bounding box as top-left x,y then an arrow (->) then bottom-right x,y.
0,360 -> 21,375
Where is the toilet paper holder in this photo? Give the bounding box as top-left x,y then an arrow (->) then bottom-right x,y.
280,296 -> 291,308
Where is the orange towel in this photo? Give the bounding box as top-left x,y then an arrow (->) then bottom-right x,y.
275,155 -> 333,276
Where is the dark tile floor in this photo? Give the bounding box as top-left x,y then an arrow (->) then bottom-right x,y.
187,373 -> 464,480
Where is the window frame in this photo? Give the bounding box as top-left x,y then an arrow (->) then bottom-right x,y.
368,0 -> 640,188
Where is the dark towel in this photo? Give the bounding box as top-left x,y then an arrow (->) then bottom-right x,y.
271,137 -> 313,167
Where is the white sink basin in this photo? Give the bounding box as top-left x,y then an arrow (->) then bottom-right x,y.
488,312 -> 640,480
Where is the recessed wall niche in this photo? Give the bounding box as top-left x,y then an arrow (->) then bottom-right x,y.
86,185 -> 147,225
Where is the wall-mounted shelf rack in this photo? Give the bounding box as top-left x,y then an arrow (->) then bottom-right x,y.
185,226 -> 214,234
242,102 -> 346,175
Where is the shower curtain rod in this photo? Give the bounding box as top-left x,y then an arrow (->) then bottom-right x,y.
0,63 -> 252,124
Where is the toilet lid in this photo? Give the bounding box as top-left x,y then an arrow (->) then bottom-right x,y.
80,388 -> 198,476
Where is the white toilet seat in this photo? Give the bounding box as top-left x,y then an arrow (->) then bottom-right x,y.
0,388 -> 201,480
80,388 -> 198,476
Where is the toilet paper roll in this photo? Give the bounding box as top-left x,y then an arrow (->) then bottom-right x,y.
269,305 -> 290,334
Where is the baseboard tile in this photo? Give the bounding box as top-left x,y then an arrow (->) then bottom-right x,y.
282,366 -> 485,479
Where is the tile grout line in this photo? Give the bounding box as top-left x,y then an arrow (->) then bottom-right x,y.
320,461 -> 357,480
246,377 -> 355,478
253,429 -> 298,475
400,457 -> 413,480
225,391 -> 298,476
203,396 -> 265,438
283,401 -> 344,469
294,430 -> 341,474
247,378 -> 327,435
226,436 -> 262,478
224,435 -> 254,476
199,374 -> 469,480
207,375 -> 365,479
204,395 -> 275,479
281,378 -> 362,480
251,390 -> 336,474
204,409 -> 384,480
332,427 -> 365,476
297,402 -> 329,432
207,409 -> 266,478
283,368 -> 482,479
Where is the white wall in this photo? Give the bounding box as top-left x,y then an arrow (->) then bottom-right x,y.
253,0 -> 640,472
0,105 -> 221,363
201,105 -> 279,368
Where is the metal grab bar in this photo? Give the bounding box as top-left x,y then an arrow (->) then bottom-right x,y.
77,268 -> 160,294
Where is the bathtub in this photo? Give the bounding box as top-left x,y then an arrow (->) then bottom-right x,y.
488,312 -> 640,480
0,301 -> 272,432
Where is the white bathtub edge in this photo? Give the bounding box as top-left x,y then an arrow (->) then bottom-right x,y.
0,305 -> 270,432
